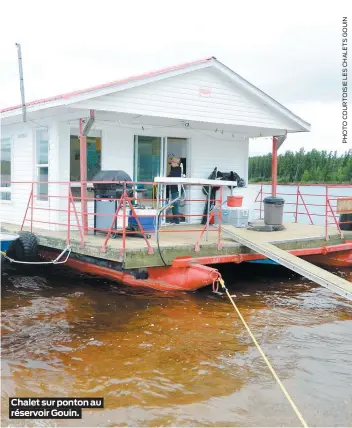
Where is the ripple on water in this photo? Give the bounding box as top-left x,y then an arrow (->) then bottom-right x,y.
1,267 -> 352,427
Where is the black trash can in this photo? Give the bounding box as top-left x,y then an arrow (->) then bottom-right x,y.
263,197 -> 285,226
339,213 -> 352,231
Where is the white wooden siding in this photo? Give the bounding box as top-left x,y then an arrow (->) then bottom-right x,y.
101,127 -> 134,177
188,133 -> 248,223
1,122 -> 68,231
74,68 -> 296,131
56,126 -> 134,231
1,120 -> 250,231
0,125 -> 34,227
0,62 -> 301,234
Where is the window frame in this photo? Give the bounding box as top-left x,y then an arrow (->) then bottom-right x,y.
0,136 -> 13,202
35,128 -> 49,201
69,129 -> 103,192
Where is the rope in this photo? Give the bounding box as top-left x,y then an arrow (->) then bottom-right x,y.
212,277 -> 219,293
1,246 -> 71,265
217,275 -> 308,428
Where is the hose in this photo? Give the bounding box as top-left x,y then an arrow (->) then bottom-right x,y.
155,195 -> 181,266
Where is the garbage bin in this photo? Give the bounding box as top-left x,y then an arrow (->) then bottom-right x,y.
339,213 -> 352,231
263,197 -> 285,225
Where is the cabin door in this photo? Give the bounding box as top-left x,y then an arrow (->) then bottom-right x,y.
134,136 -> 189,223
164,137 -> 189,224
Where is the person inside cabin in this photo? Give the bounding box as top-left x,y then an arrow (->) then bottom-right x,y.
167,157 -> 182,224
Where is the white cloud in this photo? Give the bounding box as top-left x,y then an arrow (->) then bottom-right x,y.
250,101 -> 349,155
1,0 -> 350,153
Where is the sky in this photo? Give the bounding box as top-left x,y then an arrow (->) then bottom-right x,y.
0,0 -> 350,156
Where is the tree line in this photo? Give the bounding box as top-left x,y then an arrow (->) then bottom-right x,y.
248,148 -> 352,183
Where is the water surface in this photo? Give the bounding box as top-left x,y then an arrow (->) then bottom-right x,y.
1,264 -> 352,427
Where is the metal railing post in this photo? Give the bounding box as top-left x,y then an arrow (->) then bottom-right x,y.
122,182 -> 127,255
295,185 -> 300,223
259,183 -> 263,219
155,182 -> 160,235
299,190 -> 314,225
79,118 -> 88,235
20,184 -> 33,231
325,185 -> 329,240
70,189 -> 85,248
205,184 -> 211,241
30,182 -> 34,232
217,186 -> 223,250
67,183 -> 71,245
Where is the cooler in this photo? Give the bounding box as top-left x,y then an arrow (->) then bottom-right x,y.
214,206 -> 249,228
128,208 -> 159,233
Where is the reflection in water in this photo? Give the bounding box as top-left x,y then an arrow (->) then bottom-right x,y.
1,264 -> 352,427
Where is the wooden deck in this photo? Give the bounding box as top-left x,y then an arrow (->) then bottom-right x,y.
2,222 -> 351,269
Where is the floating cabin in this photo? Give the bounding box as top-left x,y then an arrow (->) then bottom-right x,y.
1,56 -> 352,292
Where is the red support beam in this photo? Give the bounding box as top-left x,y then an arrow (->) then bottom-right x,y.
272,136 -> 278,197
79,118 -> 88,235
171,242 -> 352,267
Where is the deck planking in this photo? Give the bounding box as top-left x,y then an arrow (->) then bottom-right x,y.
1,222 -> 351,269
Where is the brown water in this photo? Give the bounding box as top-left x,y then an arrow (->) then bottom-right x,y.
1,264 -> 352,427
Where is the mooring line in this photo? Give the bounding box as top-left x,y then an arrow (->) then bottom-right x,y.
217,276 -> 308,428
1,246 -> 71,265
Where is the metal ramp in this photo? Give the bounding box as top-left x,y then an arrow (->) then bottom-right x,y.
221,225 -> 352,301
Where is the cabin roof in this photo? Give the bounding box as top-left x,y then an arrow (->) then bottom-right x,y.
0,56 -> 311,132
1,57 -> 213,113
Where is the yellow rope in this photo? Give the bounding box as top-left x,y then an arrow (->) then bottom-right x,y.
218,277 -> 308,428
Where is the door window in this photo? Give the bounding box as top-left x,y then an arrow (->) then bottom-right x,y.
135,136 -> 162,201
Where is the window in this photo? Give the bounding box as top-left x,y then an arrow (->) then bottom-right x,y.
134,135 -> 162,201
36,129 -> 49,201
70,135 -> 101,181
70,134 -> 101,197
1,138 -> 11,200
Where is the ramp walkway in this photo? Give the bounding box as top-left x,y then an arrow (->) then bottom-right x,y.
221,225 -> 352,301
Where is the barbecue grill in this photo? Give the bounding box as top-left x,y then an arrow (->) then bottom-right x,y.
92,170 -> 133,235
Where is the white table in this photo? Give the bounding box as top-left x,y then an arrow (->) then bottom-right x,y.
154,176 -> 238,239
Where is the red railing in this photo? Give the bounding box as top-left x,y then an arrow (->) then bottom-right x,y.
253,183 -> 352,240
2,181 -> 351,257
8,180 -> 224,255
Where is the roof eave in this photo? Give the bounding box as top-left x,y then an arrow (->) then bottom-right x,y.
1,56 -> 312,134
211,59 -> 311,133
0,57 -> 215,118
